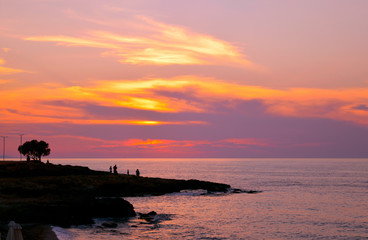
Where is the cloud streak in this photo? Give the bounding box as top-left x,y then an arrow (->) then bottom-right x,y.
48,135 -> 270,153
121,138 -> 270,149
25,17 -> 252,66
0,58 -> 26,75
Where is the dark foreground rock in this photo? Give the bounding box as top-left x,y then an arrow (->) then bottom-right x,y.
0,161 -> 231,227
0,197 -> 136,227
0,224 -> 58,240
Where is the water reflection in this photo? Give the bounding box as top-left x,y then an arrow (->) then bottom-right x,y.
52,158 -> 368,239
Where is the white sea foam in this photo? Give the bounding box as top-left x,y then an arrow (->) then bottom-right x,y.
52,226 -> 76,240
166,189 -> 209,196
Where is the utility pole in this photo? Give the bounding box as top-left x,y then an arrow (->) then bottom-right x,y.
1,136 -> 8,161
19,134 -> 24,161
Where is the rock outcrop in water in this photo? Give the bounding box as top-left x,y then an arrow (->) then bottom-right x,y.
0,161 -> 230,227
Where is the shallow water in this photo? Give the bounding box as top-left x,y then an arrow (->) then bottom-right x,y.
52,158 -> 368,239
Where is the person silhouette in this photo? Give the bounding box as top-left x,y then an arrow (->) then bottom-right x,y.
136,169 -> 140,177
127,169 -> 129,175
109,166 -> 112,173
113,165 -> 117,174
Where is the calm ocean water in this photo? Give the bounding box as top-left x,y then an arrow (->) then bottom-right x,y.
51,158 -> 368,239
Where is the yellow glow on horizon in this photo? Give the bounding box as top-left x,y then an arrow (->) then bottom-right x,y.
120,137 -> 269,149
123,139 -> 167,146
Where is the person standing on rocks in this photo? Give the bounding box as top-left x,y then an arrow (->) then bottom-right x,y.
113,165 -> 118,174
136,169 -> 140,177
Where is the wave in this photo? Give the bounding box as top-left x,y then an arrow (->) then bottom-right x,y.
165,188 -> 262,197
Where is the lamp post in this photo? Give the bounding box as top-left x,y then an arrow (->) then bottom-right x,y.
19,134 -> 24,161
1,136 -> 8,161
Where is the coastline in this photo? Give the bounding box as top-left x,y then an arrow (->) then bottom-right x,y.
0,160 -> 232,239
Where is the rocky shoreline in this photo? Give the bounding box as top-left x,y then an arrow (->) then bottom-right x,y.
0,161 -> 231,239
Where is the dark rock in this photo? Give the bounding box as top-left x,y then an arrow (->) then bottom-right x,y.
245,190 -> 262,194
91,198 -> 136,218
232,188 -> 243,193
0,197 -> 135,227
230,188 -> 262,194
102,222 -> 118,228
138,211 -> 157,222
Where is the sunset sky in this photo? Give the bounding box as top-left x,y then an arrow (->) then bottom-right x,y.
1,0 -> 368,158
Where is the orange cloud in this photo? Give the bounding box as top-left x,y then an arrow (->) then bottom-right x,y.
1,75 -> 368,126
260,88 -> 368,125
123,139 -> 172,147
92,77 -> 368,126
139,77 -> 368,126
25,17 -> 252,67
122,139 -> 208,148
0,79 -> 208,125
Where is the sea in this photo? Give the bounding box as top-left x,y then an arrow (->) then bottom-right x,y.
50,158 -> 368,240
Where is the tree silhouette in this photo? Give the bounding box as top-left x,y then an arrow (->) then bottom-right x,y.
18,140 -> 50,161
